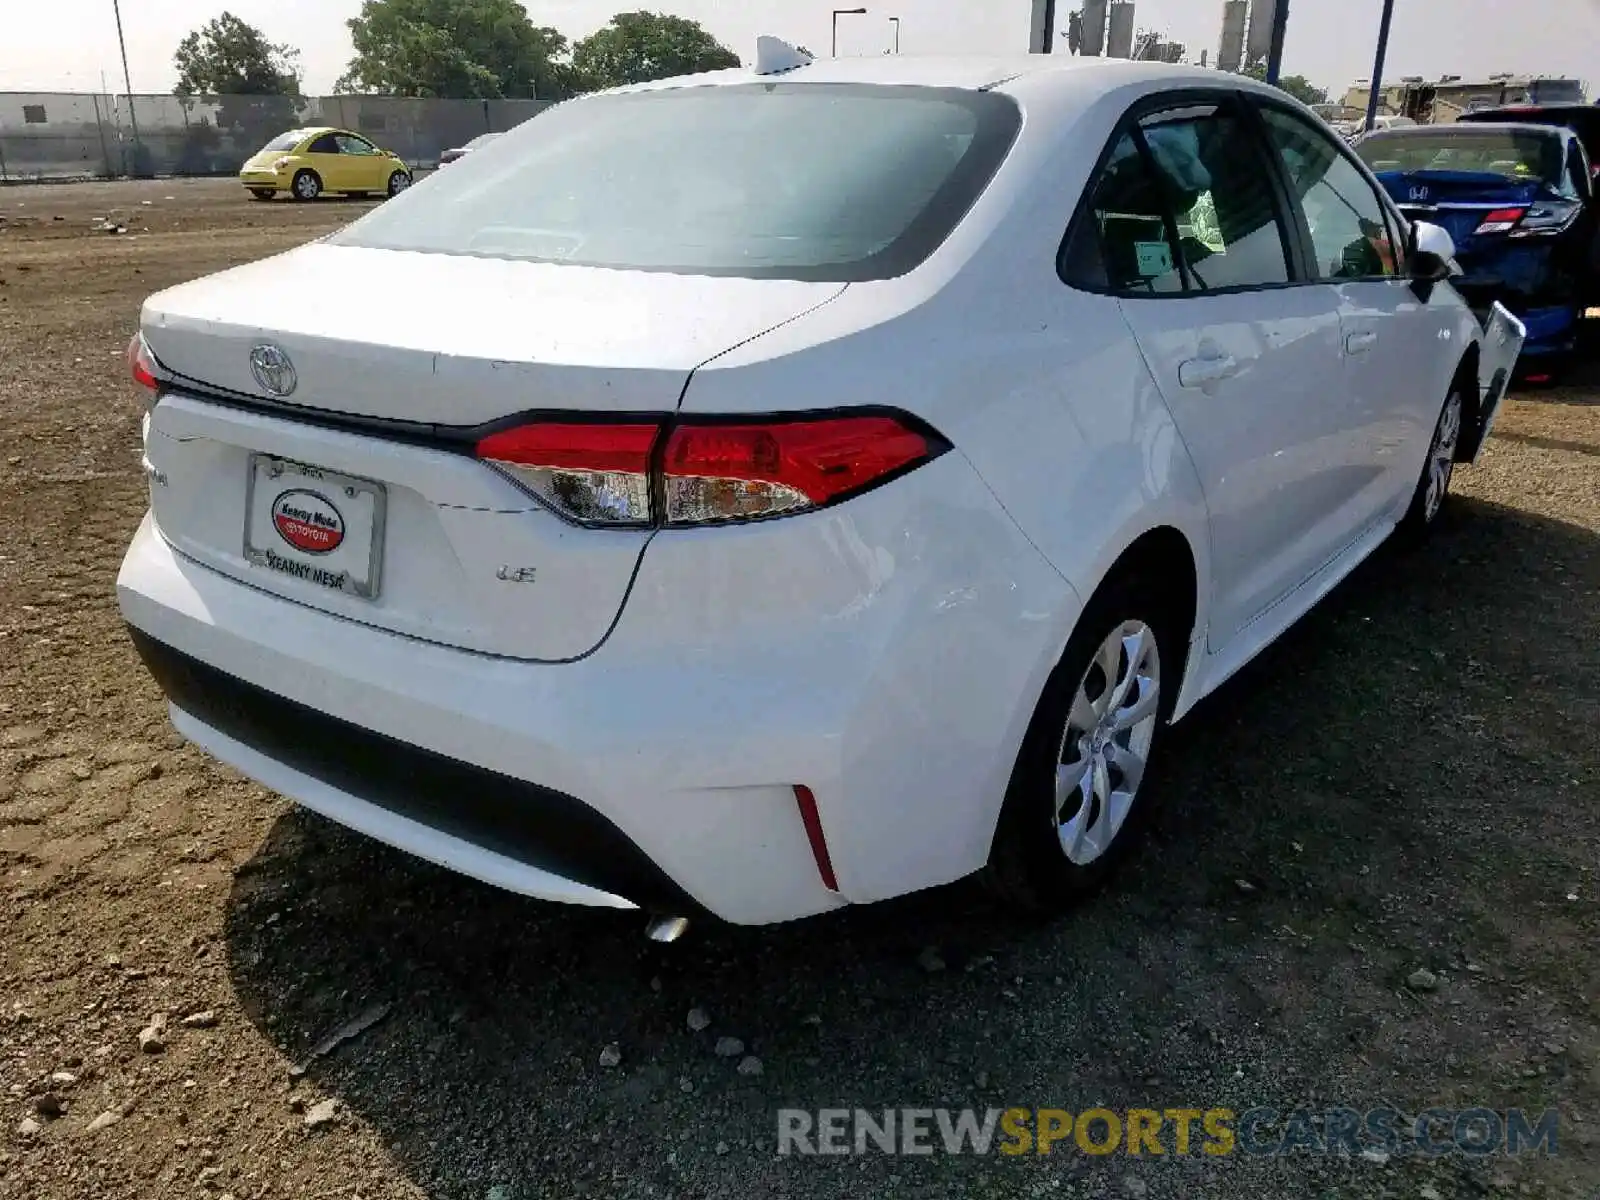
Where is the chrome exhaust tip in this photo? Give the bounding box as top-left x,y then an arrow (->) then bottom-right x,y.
645,915 -> 691,943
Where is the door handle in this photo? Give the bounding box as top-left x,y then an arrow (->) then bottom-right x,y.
1178,355 -> 1240,388
1345,330 -> 1379,354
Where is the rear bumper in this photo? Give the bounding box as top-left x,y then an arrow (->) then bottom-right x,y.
117,442 -> 1077,924
128,627 -> 700,914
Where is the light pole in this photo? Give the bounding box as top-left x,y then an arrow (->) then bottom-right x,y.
1264,0 -> 1290,86
832,7 -> 867,57
111,0 -> 144,176
1365,0 -> 1398,132
889,16 -> 901,53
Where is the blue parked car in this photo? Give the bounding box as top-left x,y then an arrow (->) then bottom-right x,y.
1356,122 -> 1599,375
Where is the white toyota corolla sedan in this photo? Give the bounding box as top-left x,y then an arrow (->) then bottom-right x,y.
118,48 -> 1524,931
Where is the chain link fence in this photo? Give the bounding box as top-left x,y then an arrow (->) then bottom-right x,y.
0,92 -> 552,182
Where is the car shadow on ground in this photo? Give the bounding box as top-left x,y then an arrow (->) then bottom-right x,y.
221,497 -> 1600,1199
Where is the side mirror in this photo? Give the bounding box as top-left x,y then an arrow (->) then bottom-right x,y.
1408,220 -> 1459,300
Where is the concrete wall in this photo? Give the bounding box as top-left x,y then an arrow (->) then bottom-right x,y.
0,92 -> 552,181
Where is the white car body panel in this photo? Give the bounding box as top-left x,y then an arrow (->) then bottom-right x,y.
142,245 -> 847,421
116,54 -> 1510,925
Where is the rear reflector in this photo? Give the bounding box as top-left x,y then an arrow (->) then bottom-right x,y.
793,785 -> 839,893
1474,208 -> 1527,236
475,412 -> 944,527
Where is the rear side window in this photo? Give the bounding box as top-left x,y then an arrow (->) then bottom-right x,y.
1060,133 -> 1184,293
332,84 -> 1022,281
1062,101 -> 1292,294
1142,108 -> 1291,291
261,131 -> 303,152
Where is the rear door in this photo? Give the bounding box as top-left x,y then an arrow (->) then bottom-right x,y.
1257,102 -> 1441,522
1080,94 -> 1355,646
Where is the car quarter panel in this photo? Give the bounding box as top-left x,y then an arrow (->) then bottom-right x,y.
692,76 -> 1215,678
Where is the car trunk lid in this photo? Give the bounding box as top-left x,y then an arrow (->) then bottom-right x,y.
138,244 -> 846,660
142,243 -> 845,423
1373,169 -> 1553,250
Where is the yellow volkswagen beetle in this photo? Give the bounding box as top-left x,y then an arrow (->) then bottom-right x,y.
239,127 -> 413,202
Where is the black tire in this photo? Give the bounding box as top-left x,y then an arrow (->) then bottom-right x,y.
386,170 -> 412,198
291,170 -> 322,202
1397,380 -> 1466,542
248,189 -> 275,201
983,569 -> 1182,914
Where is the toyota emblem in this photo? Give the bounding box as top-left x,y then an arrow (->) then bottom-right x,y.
249,344 -> 298,397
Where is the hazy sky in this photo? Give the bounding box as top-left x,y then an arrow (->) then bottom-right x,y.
7,0 -> 1598,97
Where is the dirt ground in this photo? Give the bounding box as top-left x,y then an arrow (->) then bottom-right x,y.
0,178 -> 1597,1200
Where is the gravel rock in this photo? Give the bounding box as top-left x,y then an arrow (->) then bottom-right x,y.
1419,1185 -> 1443,1200
16,1117 -> 42,1137
181,1011 -> 219,1029
714,1140 -> 730,1156
1122,1175 -> 1148,1198
736,1055 -> 764,1077
137,1013 -> 168,1054
686,1007 -> 711,1033
598,1043 -> 623,1069
303,1099 -> 338,1128
917,946 -> 947,973
713,1036 -> 745,1058
85,1109 -> 123,1134
1406,968 -> 1440,992
1359,1147 -> 1390,1165
48,1071 -> 78,1087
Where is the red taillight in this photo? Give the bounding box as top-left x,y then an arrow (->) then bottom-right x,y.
475,412 -> 943,527
1474,207 -> 1527,236
661,416 -> 936,525
475,422 -> 659,526
127,333 -> 159,392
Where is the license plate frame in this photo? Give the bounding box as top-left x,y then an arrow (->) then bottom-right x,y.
244,455 -> 387,600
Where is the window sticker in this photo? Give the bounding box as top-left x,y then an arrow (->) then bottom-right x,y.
1135,240 -> 1174,277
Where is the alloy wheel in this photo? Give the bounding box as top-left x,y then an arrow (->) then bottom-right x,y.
1424,391 -> 1462,523
1055,620 -> 1161,866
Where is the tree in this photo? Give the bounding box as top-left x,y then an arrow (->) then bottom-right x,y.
337,0 -> 577,99
172,13 -> 304,175
1243,63 -> 1328,107
173,12 -> 301,98
571,12 -> 740,91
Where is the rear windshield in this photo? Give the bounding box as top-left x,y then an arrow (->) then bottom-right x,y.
1356,129 -> 1564,184
261,131 -> 305,153
331,83 -> 1021,281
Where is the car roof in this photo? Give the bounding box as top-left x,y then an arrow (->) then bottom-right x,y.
1362,121 -> 1567,140
1465,104 -> 1597,118
604,53 -> 1270,101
